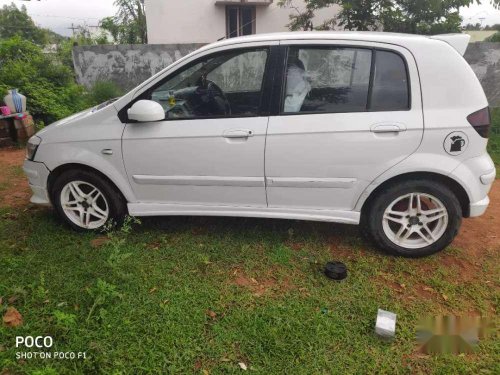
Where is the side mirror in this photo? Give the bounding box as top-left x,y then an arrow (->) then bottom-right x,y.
127,100 -> 164,122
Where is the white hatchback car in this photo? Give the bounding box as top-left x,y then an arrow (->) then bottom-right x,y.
23,32 -> 496,257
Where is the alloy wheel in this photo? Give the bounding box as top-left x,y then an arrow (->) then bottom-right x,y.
60,181 -> 109,229
382,192 -> 449,249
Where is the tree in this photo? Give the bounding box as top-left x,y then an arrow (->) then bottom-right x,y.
464,22 -> 483,30
278,0 -> 499,34
56,25 -> 109,72
380,0 -> 475,35
486,31 -> 500,41
484,24 -> 500,30
0,36 -> 88,124
0,3 -> 48,44
70,25 -> 109,46
100,0 -> 147,44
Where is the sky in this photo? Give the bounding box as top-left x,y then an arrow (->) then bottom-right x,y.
461,2 -> 500,26
0,0 -> 499,38
0,0 -> 116,37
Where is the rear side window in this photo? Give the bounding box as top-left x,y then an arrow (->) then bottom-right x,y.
283,47 -> 372,113
282,47 -> 410,114
370,50 -> 410,111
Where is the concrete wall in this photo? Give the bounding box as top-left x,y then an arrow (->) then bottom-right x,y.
464,42 -> 500,107
73,41 -> 500,107
464,30 -> 497,42
144,0 -> 340,44
72,43 -> 204,91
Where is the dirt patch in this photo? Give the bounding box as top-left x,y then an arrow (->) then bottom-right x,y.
0,147 -> 24,167
414,283 -> 438,300
0,147 -> 30,208
453,181 -> 500,256
231,268 -> 295,297
327,233 -> 366,259
375,276 -> 406,293
438,255 -> 479,282
439,181 -> 500,282
90,236 -> 111,248
284,241 -> 304,251
372,272 -> 451,305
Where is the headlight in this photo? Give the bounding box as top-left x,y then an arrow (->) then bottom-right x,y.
26,135 -> 42,161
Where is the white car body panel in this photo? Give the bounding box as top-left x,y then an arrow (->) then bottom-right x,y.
127,202 -> 360,224
32,104 -> 135,202
266,40 -> 423,211
122,117 -> 269,206
23,31 -> 495,225
430,34 -> 471,56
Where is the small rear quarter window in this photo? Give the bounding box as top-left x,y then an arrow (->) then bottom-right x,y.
370,50 -> 410,111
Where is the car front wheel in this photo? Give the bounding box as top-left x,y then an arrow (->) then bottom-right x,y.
363,180 -> 462,257
51,170 -> 126,231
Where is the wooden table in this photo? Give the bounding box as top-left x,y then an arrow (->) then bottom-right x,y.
0,112 -> 34,146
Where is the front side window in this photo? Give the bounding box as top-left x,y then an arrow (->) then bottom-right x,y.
149,48 -> 268,119
282,46 -> 410,114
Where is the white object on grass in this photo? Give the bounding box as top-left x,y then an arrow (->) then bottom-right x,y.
375,309 -> 397,338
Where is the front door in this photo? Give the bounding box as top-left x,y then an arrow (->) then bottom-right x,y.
265,42 -> 424,211
122,47 -> 272,207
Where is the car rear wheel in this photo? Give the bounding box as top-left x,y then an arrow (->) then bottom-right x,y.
363,180 -> 462,257
52,170 -> 127,231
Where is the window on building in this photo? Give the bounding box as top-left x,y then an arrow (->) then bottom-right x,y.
226,6 -> 256,38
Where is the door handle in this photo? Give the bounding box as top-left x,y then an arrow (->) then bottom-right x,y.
223,129 -> 254,138
370,124 -> 406,133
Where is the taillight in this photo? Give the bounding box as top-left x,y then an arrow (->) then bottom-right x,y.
467,107 -> 491,138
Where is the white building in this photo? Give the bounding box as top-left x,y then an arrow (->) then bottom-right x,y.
144,0 -> 340,44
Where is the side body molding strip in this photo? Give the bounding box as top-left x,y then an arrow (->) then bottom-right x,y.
132,175 -> 264,187
266,177 -> 357,189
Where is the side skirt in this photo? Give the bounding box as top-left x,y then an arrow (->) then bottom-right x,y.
127,203 -> 361,225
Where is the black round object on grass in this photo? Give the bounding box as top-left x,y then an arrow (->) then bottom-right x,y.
324,261 -> 347,280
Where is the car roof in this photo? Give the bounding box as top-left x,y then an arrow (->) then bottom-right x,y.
200,31 -> 436,51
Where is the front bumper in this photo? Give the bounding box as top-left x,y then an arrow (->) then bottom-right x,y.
23,159 -> 51,205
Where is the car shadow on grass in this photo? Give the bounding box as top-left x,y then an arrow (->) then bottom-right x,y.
137,214 -> 379,255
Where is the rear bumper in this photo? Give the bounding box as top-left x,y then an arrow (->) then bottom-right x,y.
23,159 -> 51,205
469,196 -> 490,217
450,153 -> 495,218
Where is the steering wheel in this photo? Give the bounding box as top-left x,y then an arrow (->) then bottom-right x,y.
205,80 -> 232,116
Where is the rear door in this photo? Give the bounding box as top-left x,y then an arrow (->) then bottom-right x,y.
265,41 -> 423,211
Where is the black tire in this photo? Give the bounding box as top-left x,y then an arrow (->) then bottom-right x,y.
361,179 -> 462,257
51,169 -> 127,231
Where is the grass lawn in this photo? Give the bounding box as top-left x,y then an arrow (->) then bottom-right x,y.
1,212 -> 498,375
0,112 -> 498,374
